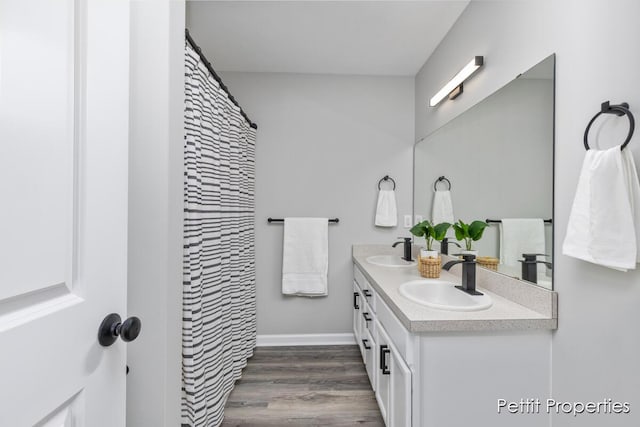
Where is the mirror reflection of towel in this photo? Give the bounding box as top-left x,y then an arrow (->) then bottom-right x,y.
375,189 -> 397,227
500,218 -> 546,277
562,145 -> 640,271
432,190 -> 454,224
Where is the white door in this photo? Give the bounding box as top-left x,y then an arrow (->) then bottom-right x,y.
0,0 -> 130,425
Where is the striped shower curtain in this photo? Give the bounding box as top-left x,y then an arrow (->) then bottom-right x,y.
182,40 -> 257,427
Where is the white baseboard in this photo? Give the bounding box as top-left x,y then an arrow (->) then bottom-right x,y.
256,333 -> 356,347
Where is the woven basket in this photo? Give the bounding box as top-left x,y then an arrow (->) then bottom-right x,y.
477,256 -> 499,271
418,255 -> 441,278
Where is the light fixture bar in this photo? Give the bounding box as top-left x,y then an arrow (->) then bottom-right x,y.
429,56 -> 484,107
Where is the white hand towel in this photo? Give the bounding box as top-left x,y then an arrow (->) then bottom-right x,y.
500,218 -> 546,277
432,190 -> 455,224
282,218 -> 329,296
375,189 -> 397,227
562,146 -> 640,271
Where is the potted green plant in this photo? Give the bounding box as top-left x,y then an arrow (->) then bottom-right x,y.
410,220 -> 451,258
452,220 -> 488,255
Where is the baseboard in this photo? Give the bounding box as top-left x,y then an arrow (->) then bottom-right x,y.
256,333 -> 356,347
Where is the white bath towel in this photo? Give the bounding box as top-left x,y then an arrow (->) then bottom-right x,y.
432,190 -> 455,224
282,218 -> 329,296
375,189 -> 397,227
500,218 -> 546,277
562,145 -> 640,271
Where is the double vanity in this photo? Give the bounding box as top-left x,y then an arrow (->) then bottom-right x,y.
352,244 -> 557,427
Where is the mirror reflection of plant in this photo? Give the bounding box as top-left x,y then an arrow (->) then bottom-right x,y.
452,220 -> 488,251
410,221 -> 451,251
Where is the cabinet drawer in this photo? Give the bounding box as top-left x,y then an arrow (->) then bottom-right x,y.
377,296 -> 412,364
361,299 -> 376,338
354,265 -> 377,313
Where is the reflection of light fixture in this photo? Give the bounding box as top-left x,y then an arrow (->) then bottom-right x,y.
429,56 -> 484,107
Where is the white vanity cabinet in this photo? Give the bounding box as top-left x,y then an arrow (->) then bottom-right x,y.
352,262 -> 553,427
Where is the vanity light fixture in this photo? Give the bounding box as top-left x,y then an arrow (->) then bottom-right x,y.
429,56 -> 484,107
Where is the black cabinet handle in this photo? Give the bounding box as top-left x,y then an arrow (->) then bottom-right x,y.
380,345 -> 390,375
363,289 -> 372,298
362,312 -> 372,322
362,339 -> 371,350
353,292 -> 360,309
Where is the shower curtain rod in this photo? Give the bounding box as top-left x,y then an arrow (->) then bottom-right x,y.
185,28 -> 258,130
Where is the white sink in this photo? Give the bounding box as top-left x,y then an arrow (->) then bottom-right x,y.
399,279 -> 492,311
366,255 -> 416,267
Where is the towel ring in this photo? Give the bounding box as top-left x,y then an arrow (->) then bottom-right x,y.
584,101 -> 635,151
378,175 -> 396,190
433,176 -> 451,192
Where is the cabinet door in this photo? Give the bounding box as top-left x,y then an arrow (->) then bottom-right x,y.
375,319 -> 390,424
389,346 -> 412,427
376,319 -> 412,427
353,281 -> 362,343
363,328 -> 376,390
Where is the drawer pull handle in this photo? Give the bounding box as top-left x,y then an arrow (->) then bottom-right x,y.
380,345 -> 391,375
362,339 -> 371,350
363,312 -> 372,322
363,289 -> 372,298
353,292 -> 360,309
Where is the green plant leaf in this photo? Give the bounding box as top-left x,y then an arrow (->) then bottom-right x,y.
433,222 -> 451,241
410,222 -> 427,237
453,222 -> 465,241
469,220 -> 488,241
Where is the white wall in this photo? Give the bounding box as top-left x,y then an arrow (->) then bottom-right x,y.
415,1 -> 640,425
127,1 -> 184,426
220,72 -> 415,335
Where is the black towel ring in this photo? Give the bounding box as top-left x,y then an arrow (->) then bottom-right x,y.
433,176 -> 451,192
584,101 -> 635,151
378,175 -> 396,190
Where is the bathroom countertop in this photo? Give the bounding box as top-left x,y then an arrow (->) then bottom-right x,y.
352,244 -> 558,333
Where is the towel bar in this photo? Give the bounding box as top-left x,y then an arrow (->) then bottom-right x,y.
486,219 -> 552,224
268,218 -> 339,223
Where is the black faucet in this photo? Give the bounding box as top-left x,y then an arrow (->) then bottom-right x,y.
442,254 -> 483,295
392,237 -> 413,262
519,253 -> 552,284
440,237 -> 461,255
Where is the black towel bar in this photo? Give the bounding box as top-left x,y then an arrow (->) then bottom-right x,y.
268,218 -> 339,223
584,101 -> 635,151
486,219 -> 552,224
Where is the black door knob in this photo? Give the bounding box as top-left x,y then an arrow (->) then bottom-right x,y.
98,313 -> 142,347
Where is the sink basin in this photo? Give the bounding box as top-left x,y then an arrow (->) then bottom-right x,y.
399,279 -> 492,311
366,255 -> 416,267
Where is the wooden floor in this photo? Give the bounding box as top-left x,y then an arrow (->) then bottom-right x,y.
221,345 -> 384,426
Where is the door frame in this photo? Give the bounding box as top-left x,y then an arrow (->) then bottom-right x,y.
126,1 -> 185,426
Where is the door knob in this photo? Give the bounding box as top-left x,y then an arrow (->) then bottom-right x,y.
98,313 -> 142,347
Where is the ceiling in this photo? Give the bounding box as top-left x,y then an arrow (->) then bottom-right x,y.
186,1 -> 470,76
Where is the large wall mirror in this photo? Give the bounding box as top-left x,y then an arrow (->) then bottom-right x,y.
414,54 -> 555,289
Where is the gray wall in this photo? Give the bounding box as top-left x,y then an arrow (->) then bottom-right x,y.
221,72 -> 415,335
414,77 -> 554,258
415,1 -> 640,425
